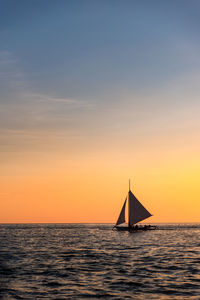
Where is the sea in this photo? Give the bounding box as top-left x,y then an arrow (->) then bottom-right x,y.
0,224 -> 200,300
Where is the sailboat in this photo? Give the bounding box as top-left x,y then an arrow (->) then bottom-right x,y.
114,180 -> 156,231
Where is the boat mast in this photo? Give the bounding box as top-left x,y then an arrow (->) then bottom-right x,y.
128,179 -> 130,228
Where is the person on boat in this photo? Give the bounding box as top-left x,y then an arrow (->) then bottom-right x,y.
129,224 -> 136,230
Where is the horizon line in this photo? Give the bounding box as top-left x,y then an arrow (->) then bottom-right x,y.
0,222 -> 200,224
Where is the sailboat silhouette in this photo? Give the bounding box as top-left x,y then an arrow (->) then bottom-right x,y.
114,180 -> 156,231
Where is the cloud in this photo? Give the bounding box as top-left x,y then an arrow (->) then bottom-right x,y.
24,92 -> 94,109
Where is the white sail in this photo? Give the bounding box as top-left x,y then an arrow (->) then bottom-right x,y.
116,198 -> 127,225
129,191 -> 152,226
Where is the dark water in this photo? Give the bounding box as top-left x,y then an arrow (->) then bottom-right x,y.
0,224 -> 200,299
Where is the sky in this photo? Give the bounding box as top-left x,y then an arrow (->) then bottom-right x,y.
0,0 -> 200,223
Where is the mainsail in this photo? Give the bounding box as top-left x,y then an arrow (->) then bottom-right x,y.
128,191 -> 152,226
116,198 -> 127,225
115,184 -> 152,227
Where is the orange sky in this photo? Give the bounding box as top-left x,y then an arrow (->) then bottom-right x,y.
1,132 -> 200,223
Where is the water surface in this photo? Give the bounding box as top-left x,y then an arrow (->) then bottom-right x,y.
0,224 -> 200,299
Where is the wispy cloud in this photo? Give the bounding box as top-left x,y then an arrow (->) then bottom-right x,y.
24,93 -> 94,109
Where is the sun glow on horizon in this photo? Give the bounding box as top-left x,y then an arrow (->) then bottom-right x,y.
1,144 -> 200,223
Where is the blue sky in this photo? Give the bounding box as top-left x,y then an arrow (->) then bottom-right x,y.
1,0 -> 200,158
2,0 -> 200,98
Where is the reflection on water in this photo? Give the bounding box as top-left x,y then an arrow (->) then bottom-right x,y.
0,224 -> 200,299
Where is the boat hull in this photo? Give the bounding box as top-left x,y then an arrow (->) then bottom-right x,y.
114,225 -> 157,232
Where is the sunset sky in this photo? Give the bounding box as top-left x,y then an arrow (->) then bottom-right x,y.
1,0 -> 200,223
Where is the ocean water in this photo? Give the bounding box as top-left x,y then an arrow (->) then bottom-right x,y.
0,224 -> 200,299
